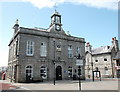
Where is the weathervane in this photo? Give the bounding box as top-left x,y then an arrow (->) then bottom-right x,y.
54,3 -> 58,12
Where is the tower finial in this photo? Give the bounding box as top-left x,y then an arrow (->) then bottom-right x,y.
13,19 -> 19,34
16,19 -> 19,24
54,3 -> 57,12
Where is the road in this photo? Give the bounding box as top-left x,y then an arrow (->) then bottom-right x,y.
0,78 -> 119,91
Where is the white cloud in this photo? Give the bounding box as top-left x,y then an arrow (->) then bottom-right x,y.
20,0 -> 118,10
0,0 -> 118,10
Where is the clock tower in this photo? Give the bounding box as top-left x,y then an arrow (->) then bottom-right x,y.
50,10 -> 62,31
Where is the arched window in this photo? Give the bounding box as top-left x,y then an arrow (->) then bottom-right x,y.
40,66 -> 47,79
26,65 -> 33,81
68,66 -> 73,78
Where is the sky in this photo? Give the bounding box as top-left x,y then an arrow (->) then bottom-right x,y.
0,0 -> 118,67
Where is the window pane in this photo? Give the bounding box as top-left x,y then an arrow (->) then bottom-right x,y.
40,43 -> 47,57
26,41 -> 34,55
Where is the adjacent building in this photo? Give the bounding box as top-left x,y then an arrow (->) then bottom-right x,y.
113,51 -> 120,78
0,66 -> 7,73
85,37 -> 119,79
7,11 -> 85,83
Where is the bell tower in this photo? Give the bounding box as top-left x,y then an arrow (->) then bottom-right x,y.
50,10 -> 62,31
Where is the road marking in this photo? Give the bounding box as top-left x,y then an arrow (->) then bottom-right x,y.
19,87 -> 31,90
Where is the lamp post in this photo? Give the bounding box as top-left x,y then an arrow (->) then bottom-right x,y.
78,66 -> 81,90
91,62 -> 94,81
53,61 -> 55,85
53,40 -> 56,85
76,54 -> 83,91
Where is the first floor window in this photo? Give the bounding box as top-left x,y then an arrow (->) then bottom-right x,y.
40,42 -> 47,57
76,47 -> 81,55
68,45 -> 73,58
26,40 -> 34,56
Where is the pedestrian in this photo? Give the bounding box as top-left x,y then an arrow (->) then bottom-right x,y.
2,72 -> 6,80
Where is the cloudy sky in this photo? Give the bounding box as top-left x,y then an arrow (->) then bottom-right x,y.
0,0 -> 118,67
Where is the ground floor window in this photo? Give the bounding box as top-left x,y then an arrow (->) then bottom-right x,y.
40,66 -> 47,79
68,66 -> 73,78
104,67 -> 109,75
26,65 -> 33,81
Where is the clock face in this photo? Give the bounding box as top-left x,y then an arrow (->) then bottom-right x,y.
56,25 -> 61,31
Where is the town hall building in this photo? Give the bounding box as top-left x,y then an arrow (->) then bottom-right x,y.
7,11 -> 85,83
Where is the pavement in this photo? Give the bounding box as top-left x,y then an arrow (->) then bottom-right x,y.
0,78 -> 119,91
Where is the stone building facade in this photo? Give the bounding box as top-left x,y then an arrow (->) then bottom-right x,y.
7,11 -> 85,83
113,51 -> 120,78
85,37 -> 119,79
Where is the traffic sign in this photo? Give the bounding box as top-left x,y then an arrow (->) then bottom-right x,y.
76,59 -> 83,66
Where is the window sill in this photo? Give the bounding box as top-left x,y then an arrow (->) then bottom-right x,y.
40,56 -> 47,58
68,57 -> 73,59
26,54 -> 34,56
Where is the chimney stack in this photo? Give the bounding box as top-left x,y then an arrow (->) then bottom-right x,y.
86,42 -> 92,52
112,37 -> 119,52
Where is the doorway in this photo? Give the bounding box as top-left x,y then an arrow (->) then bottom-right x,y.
117,70 -> 120,78
56,66 -> 62,80
14,65 -> 17,82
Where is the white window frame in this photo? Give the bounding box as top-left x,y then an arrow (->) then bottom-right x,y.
26,40 -> 34,56
76,47 -> 81,55
40,66 -> 47,79
40,42 -> 47,57
68,45 -> 73,58
68,66 -> 73,78
25,65 -> 33,79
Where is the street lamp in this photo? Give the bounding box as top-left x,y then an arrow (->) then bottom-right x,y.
76,54 -> 83,91
53,61 -> 55,85
91,62 -> 94,82
53,40 -> 56,85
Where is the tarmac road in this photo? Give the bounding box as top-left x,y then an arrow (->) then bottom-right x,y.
0,78 -> 119,91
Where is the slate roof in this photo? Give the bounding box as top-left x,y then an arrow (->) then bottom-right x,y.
91,46 -> 112,55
